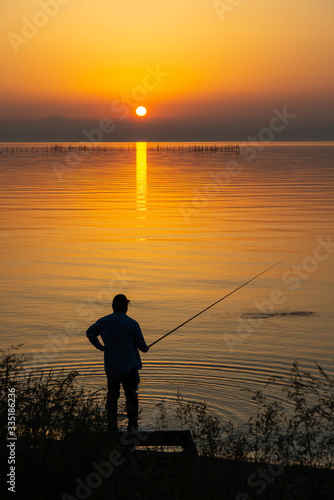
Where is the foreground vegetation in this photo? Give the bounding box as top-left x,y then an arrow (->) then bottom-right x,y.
1,346 -> 333,499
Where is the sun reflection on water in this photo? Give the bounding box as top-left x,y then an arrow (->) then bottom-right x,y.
136,142 -> 147,222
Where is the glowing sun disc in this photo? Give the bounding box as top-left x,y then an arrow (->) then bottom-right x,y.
136,106 -> 147,116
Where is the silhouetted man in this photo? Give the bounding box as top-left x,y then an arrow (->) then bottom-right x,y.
86,294 -> 149,432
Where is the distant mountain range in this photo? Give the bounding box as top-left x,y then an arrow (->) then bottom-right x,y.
0,116 -> 110,142
0,115 -> 332,142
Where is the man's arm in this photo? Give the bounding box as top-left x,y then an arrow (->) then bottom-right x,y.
133,322 -> 149,353
86,320 -> 105,351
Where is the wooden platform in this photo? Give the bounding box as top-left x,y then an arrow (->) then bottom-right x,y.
131,430 -> 197,458
66,430 -> 198,458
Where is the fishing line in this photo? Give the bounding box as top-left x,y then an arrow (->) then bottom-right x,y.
148,257 -> 288,348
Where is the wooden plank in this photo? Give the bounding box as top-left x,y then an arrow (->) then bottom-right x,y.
69,430 -> 198,458
137,430 -> 198,457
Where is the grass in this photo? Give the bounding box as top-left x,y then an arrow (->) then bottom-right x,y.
1,346 -> 333,499
155,363 -> 334,468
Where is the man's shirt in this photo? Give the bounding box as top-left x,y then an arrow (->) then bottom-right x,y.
86,312 -> 149,377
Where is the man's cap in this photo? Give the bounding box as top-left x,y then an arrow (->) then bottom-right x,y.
112,294 -> 130,307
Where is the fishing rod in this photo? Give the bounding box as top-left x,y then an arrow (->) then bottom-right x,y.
148,257 -> 288,348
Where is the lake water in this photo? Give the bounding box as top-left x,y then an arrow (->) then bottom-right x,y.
0,141 -> 333,430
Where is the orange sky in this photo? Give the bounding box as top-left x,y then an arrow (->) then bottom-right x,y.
0,0 -> 333,137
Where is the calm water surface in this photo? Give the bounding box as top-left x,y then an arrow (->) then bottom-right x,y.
1,142 -> 333,429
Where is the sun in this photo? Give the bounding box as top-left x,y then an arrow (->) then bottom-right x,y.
136,106 -> 147,117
